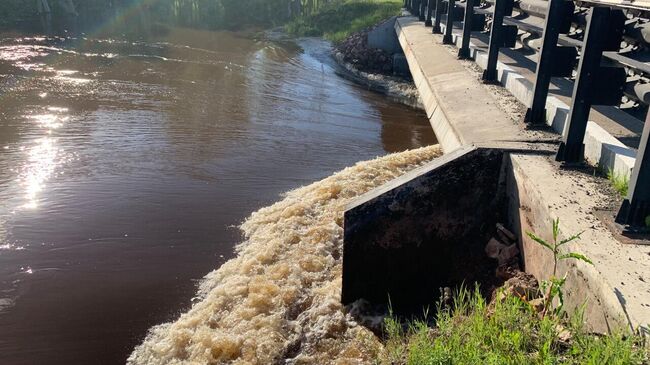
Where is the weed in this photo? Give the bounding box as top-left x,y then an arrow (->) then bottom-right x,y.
608,168 -> 630,197
526,218 -> 592,318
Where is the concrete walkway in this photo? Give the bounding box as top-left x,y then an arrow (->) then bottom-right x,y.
395,17 -> 536,152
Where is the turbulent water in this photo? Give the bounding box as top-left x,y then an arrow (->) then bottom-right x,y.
0,23 -> 436,364
128,145 -> 442,365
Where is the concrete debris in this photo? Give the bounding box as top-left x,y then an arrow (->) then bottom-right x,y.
496,222 -> 516,244
499,243 -> 520,265
485,238 -> 505,259
485,225 -> 520,266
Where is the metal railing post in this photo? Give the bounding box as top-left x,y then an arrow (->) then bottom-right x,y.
556,7 -> 624,163
458,0 -> 475,58
524,0 -> 574,125
433,0 -> 444,33
482,0 -> 509,82
420,0 -> 427,21
616,115 -> 650,230
443,0 -> 456,44
425,0 -> 434,26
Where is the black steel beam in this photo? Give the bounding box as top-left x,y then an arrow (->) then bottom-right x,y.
482,0 -> 509,82
556,7 -> 624,164
426,0 -> 434,26
420,0 -> 427,21
433,0 -> 445,33
443,0 -> 457,44
524,0 -> 572,125
458,0 -> 475,58
616,114 -> 650,230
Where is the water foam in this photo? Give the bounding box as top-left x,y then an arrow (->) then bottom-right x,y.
128,145 -> 442,365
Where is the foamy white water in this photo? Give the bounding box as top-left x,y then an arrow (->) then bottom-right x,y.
128,145 -> 442,365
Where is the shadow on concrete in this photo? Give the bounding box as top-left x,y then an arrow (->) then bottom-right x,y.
342,147 -> 508,316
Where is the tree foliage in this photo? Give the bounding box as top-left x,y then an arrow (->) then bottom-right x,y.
0,0 -> 327,30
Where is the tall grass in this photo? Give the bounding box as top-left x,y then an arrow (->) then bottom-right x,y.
285,0 -> 402,42
383,286 -> 648,364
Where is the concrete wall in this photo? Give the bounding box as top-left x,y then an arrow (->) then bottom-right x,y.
368,17 -> 402,54
506,153 -> 649,333
342,147 -> 506,312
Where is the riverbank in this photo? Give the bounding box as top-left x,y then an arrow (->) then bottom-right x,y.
128,146 -> 442,364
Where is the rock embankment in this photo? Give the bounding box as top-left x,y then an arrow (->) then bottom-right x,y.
335,29 -> 394,75
331,22 -> 423,110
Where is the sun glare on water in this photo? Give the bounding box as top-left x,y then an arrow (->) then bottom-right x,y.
20,137 -> 59,209
17,108 -> 70,210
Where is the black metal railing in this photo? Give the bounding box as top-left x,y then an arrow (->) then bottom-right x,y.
404,0 -> 650,232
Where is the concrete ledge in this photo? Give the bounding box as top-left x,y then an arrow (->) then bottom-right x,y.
584,121 -> 637,176
438,21 -> 638,178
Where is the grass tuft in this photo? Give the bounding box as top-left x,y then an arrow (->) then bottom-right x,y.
285,0 -> 402,42
383,287 -> 648,364
608,168 -> 630,197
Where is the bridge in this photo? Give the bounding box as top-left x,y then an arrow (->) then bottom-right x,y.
341,0 -> 650,335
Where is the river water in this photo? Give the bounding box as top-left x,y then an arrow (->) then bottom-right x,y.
0,25 -> 434,364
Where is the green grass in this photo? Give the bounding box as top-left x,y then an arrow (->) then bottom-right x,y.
383,286 -> 648,365
607,168 -> 630,197
285,0 -> 402,42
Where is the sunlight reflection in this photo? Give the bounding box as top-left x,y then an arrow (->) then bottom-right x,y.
55,75 -> 92,84
28,114 -> 66,129
20,137 -> 59,209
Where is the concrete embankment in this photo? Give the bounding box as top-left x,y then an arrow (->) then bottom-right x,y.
340,15 -> 650,334
128,146 -> 442,365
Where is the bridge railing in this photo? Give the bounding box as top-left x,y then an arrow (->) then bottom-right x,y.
404,0 -> 650,232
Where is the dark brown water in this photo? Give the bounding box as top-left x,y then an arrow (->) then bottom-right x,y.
0,26 -> 435,365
